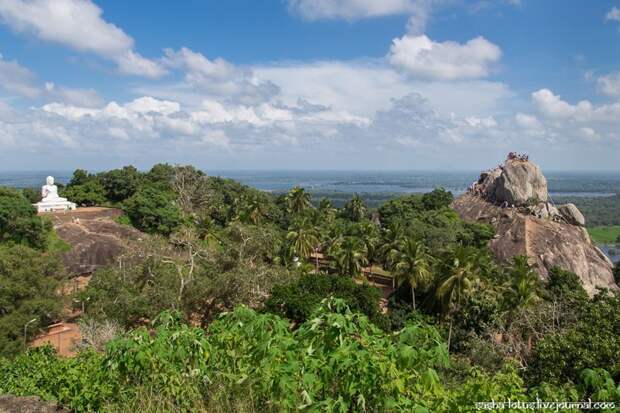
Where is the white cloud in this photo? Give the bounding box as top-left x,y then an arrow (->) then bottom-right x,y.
0,0 -> 165,78
388,34 -> 501,80
162,47 -> 279,105
0,52 -> 39,97
0,52 -> 103,106
597,71 -> 620,97
531,88 -> 620,123
44,82 -> 103,107
532,89 -> 584,118
254,60 -> 512,118
287,0 -> 430,21
514,112 -> 542,129
605,6 -> 620,22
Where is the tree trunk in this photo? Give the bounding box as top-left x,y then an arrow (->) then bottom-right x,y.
447,319 -> 453,354
411,285 -> 416,311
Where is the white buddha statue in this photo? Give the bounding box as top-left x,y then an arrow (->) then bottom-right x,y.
41,176 -> 67,202
34,176 -> 76,212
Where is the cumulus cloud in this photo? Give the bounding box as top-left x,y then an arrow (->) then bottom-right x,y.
388,34 -> 501,80
0,52 -> 104,106
0,0 -> 165,77
287,0 -> 430,21
605,6 -> 620,22
162,47 -> 279,105
514,112 -> 542,129
597,72 -> 620,97
530,88 -> 620,122
0,52 -> 39,97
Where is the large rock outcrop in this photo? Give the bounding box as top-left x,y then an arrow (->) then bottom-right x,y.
493,159 -> 548,205
47,207 -> 143,275
455,158 -> 616,296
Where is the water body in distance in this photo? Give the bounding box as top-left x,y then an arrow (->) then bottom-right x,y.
1,170 -> 619,198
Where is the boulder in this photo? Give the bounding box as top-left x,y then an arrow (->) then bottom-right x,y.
529,202 -> 559,221
452,193 -> 616,297
558,203 -> 586,227
493,159 -> 548,206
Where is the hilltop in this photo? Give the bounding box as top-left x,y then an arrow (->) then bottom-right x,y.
452,156 -> 616,295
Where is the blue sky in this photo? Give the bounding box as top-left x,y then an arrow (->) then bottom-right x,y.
1,0 -> 620,171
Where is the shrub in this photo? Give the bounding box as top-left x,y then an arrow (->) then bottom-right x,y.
123,186 -> 182,235
62,180 -> 106,207
0,188 -> 52,249
264,273 -> 388,329
0,245 -> 64,356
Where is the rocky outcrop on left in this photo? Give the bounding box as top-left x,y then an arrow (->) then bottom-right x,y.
47,208 -> 143,275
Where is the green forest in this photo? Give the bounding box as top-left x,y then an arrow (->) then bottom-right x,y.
1,165 -> 620,412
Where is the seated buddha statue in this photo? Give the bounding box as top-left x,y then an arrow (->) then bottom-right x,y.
41,176 -> 67,202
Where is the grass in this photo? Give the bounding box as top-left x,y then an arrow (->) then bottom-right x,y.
587,225 -> 620,244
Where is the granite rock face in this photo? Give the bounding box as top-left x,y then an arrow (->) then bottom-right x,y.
492,159 -> 549,206
47,208 -> 143,275
455,159 -> 616,296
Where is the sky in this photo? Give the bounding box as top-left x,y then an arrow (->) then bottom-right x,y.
1,0 -> 620,171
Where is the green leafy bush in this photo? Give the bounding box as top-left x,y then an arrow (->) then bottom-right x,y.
123,186 -> 182,235
264,274 -> 388,328
0,188 -> 52,249
0,245 -> 64,356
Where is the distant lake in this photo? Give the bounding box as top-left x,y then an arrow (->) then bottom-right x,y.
1,170 -> 619,197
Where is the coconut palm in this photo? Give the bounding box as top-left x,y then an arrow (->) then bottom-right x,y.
507,255 -> 540,308
342,194 -> 367,222
238,194 -> 267,225
330,236 -> 368,277
286,186 -> 312,215
318,198 -> 337,222
390,237 -> 433,311
287,218 -> 320,261
435,246 -> 480,351
379,222 -> 404,270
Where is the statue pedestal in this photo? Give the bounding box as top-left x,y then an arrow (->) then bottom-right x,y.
34,200 -> 77,213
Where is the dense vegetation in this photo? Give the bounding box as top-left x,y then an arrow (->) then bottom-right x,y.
1,164 -> 619,411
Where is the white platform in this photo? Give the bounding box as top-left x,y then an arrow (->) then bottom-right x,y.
34,201 -> 77,213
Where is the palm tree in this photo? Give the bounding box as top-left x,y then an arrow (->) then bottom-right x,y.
435,246 -> 480,351
318,198 -> 337,222
378,223 -> 404,271
343,194 -> 367,222
391,237 -> 433,311
330,236 -> 368,277
287,219 -> 320,261
507,256 -> 540,308
238,194 -> 267,225
286,186 -> 311,215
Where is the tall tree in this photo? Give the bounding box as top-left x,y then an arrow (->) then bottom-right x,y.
329,236 -> 368,277
287,219 -> 320,261
435,246 -> 480,350
342,194 -> 367,222
390,237 -> 433,310
506,256 -> 541,309
286,186 -> 311,215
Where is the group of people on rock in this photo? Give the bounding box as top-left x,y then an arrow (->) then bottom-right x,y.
507,152 -> 529,162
